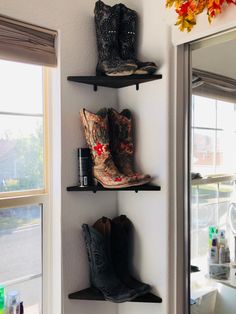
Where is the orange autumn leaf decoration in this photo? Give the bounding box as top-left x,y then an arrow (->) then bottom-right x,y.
166,0 -> 236,32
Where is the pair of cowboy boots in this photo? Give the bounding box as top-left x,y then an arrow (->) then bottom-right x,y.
95,1 -> 158,76
80,107 -> 151,189
82,215 -> 150,303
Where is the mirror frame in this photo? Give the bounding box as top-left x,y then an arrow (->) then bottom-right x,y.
175,27 -> 236,314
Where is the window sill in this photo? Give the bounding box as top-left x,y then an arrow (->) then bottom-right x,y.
192,173 -> 236,185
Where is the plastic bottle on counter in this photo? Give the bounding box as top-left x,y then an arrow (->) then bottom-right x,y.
225,247 -> 231,263
219,245 -> 226,264
6,291 -> 20,314
209,238 -> 219,264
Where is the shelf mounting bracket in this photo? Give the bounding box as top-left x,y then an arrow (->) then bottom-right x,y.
136,84 -> 139,91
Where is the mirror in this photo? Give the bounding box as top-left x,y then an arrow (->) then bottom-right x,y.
188,30 -> 236,314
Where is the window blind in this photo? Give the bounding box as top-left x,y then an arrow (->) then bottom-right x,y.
192,68 -> 236,104
0,15 -> 57,66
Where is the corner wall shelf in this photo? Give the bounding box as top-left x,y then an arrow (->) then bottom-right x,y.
68,287 -> 162,303
67,74 -> 162,91
67,183 -> 161,193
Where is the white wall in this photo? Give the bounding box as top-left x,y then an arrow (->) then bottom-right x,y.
116,2 -> 174,314
193,40 -> 236,80
0,1 -> 118,314
2,1 -> 236,314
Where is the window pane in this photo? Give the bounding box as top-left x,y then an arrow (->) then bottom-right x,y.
0,115 -> 44,192
0,205 -> 42,314
0,60 -> 43,115
216,131 -> 236,174
217,101 -> 235,130
193,95 -> 216,128
192,129 -> 215,175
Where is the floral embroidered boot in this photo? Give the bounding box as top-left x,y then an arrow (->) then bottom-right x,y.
94,1 -> 137,76
109,108 -> 151,185
119,4 -> 158,75
80,108 -> 140,189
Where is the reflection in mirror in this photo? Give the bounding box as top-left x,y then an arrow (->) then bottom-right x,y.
189,31 -> 236,314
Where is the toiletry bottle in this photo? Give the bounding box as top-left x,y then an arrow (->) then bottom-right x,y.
209,238 -> 219,264
225,247 -> 231,263
0,286 -> 4,314
218,229 -> 226,247
209,226 -> 218,247
219,245 -> 226,264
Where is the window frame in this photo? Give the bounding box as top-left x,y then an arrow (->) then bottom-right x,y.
192,94 -> 236,176
0,65 -> 51,314
0,67 -> 49,199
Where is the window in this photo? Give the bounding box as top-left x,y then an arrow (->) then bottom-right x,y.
0,60 -> 48,314
191,94 -> 236,273
192,95 -> 236,176
0,60 -> 46,195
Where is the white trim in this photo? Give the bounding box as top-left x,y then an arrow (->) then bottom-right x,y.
171,8 -> 236,46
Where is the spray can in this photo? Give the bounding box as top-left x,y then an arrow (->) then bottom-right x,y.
78,148 -> 92,187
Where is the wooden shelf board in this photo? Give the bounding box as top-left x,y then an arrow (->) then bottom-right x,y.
67,183 -> 161,193
67,74 -> 162,90
68,287 -> 162,303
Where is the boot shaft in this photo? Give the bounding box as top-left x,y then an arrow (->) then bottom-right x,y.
80,108 -> 110,164
109,108 -> 134,175
119,4 -> 137,61
94,1 -> 121,62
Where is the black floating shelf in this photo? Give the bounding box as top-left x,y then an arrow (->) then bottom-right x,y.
67,183 -> 161,193
68,287 -> 162,303
67,74 -> 162,91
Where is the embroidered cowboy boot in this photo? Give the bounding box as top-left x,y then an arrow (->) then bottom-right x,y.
108,108 -> 151,185
94,1 -> 137,76
82,217 -> 138,302
80,108 -> 142,189
111,215 -> 151,296
119,4 -> 158,75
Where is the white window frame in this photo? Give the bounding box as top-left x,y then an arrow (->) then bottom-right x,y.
0,67 -> 51,314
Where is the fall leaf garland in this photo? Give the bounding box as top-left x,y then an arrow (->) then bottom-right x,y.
166,0 -> 236,32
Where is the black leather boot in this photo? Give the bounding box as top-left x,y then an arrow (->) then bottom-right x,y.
119,4 -> 158,75
111,215 -> 151,296
94,1 -> 137,76
82,217 -> 138,303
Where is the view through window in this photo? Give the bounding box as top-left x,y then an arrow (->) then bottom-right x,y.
0,60 -> 47,314
191,95 -> 236,273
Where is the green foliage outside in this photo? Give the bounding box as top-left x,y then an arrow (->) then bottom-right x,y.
0,124 -> 44,192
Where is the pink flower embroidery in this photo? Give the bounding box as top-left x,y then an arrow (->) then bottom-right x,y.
93,142 -> 104,156
115,177 -> 122,182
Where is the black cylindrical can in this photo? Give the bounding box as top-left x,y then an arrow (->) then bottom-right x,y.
78,148 -> 92,187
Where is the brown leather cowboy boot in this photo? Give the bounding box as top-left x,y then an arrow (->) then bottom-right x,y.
108,108 -> 151,185
80,108 -> 141,189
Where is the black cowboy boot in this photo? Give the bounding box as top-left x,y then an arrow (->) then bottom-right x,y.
108,108 -> 151,185
94,1 -> 137,76
111,215 -> 151,296
82,217 -> 138,302
119,4 -> 158,75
